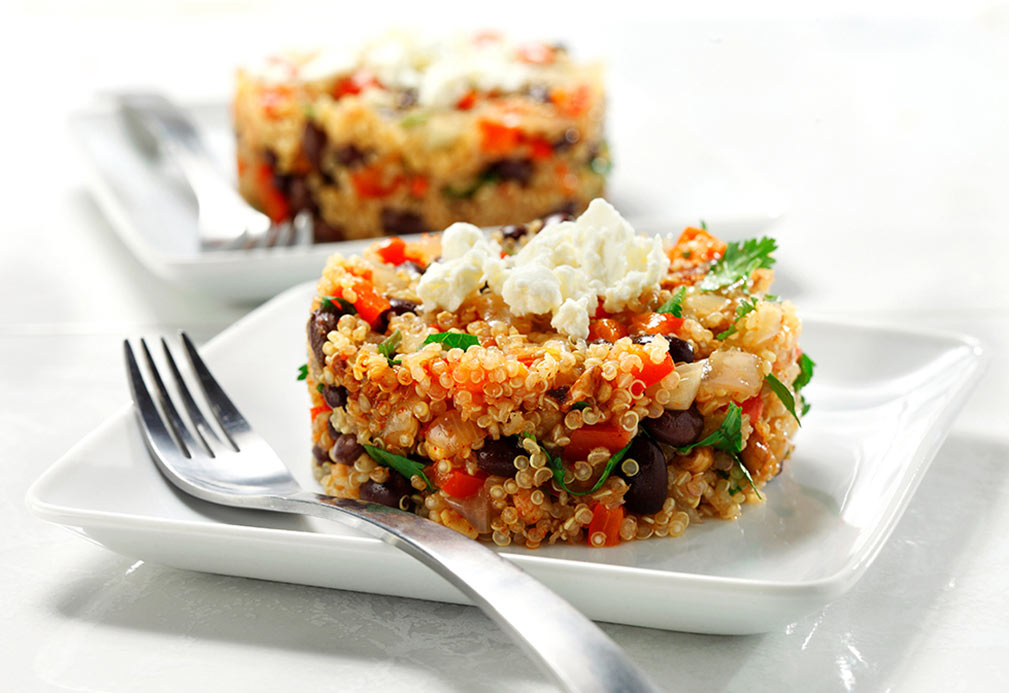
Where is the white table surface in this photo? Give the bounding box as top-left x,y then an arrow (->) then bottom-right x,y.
3,3 -> 1008,691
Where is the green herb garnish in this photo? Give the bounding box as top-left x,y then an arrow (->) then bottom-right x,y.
675,403 -> 761,500
522,432 -> 632,496
321,296 -> 357,314
362,444 -> 432,491
699,237 -> 778,292
700,220 -> 707,231
400,111 -> 429,128
657,286 -> 686,317
443,170 -> 500,200
378,329 -> 403,366
716,296 -> 759,340
423,332 -> 480,351
570,401 -> 590,411
681,251 -> 692,259
296,364 -> 308,381
316,383 -> 324,393
794,353 -> 816,415
765,374 -> 801,426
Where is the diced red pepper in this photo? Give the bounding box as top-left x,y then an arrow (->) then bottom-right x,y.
564,422 -> 634,462
346,279 -> 391,327
587,319 -> 628,343
375,237 -> 408,266
456,90 -> 478,110
408,175 -> 430,198
550,84 -> 590,116
332,70 -> 382,99
434,467 -> 488,498
350,164 -> 401,198
671,227 -> 727,264
528,135 -> 554,161
588,502 -> 623,547
628,313 -> 684,336
310,404 -> 331,420
254,163 -> 289,223
260,85 -> 294,119
479,120 -> 522,155
741,394 -> 764,423
633,350 -> 675,389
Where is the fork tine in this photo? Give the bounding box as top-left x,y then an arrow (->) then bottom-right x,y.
178,331 -> 252,445
158,337 -> 223,454
123,340 -> 191,467
139,338 -> 200,456
271,221 -> 294,248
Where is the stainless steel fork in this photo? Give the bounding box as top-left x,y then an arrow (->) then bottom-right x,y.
124,333 -> 659,693
118,92 -> 312,249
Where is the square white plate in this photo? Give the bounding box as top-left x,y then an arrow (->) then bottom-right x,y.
69,100 -> 782,301
26,283 -> 985,634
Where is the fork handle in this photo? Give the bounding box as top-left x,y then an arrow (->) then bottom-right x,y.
279,492 -> 660,693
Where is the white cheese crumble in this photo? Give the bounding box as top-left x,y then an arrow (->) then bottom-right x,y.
417,199 -> 670,339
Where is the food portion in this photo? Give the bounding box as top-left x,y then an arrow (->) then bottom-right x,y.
235,31 -> 607,242
302,199 -> 813,548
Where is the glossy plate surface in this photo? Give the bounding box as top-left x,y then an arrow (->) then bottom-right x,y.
27,283 -> 985,633
69,101 -> 781,301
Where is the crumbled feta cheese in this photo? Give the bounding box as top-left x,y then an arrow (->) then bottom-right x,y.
418,199 -> 670,339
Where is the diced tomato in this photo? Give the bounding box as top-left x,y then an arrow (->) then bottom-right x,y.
350,165 -> 401,198
310,404 -> 331,420
671,227 -> 727,264
588,502 -> 623,547
516,42 -> 556,65
564,422 -> 634,462
528,135 -> 554,161
408,175 -> 430,198
375,237 -> 408,266
434,467 -> 488,499
254,163 -> 289,223
332,70 -> 382,99
741,394 -> 764,423
587,319 -> 628,343
550,84 -> 590,116
628,313 -> 684,336
479,120 -> 522,155
260,85 -> 294,119
633,350 -> 675,389
346,279 -> 391,327
456,90 -> 478,110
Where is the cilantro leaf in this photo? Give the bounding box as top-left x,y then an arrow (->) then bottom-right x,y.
794,353 -> 816,391
296,364 -> 308,381
362,444 -> 432,491
700,220 -> 707,231
716,296 -> 759,340
675,403 -> 761,500
570,401 -> 590,411
657,286 -> 686,317
765,374 -> 801,426
423,332 -> 480,351
699,237 -> 778,292
378,329 -> 403,366
521,432 -> 633,496
316,383 -> 324,393
321,296 -> 357,314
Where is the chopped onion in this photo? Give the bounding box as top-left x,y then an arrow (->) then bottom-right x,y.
698,349 -> 763,400
444,493 -> 492,534
425,411 -> 480,458
667,361 -> 707,410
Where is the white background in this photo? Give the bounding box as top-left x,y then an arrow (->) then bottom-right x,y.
2,1 -> 1008,690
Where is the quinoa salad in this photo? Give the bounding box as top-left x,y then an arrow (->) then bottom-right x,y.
235,31 -> 607,242
302,199 -> 814,548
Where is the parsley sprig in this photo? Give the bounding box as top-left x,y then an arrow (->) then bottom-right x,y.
423,332 -> 480,351
296,364 -> 308,381
764,374 -> 801,426
321,296 -> 357,314
362,444 -> 432,491
716,296 -> 759,340
657,286 -> 686,317
521,432 -> 633,496
699,237 -> 778,292
795,353 -> 816,415
675,403 -> 761,499
378,329 -> 403,366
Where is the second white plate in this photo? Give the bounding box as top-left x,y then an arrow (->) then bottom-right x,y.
26,282 -> 985,634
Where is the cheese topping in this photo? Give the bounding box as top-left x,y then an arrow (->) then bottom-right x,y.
417,199 -> 670,339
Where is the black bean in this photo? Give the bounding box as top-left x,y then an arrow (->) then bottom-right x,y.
372,310 -> 391,334
554,128 -> 580,151
618,436 -> 668,515
307,309 -> 339,364
380,209 -> 429,236
643,406 -> 704,447
485,158 -> 534,186
547,385 -> 570,402
475,438 -> 522,477
398,89 -> 418,109
589,337 -> 612,346
401,261 -> 426,275
263,149 -> 279,169
272,172 -> 292,195
360,474 -> 413,509
313,217 -> 345,243
332,433 -> 365,464
666,336 -> 694,364
323,384 -> 348,409
543,210 -> 574,227
335,144 -> 367,168
389,297 -> 419,315
288,177 -> 316,215
631,334 -> 655,346
312,444 -> 330,463
501,224 -> 528,241
302,122 -> 327,170
327,419 -> 338,440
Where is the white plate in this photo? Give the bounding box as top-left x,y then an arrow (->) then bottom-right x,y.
69,100 -> 782,301
26,283 -> 985,634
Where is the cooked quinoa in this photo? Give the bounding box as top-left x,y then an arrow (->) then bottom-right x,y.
304,201 -> 808,548
234,31 -> 607,242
